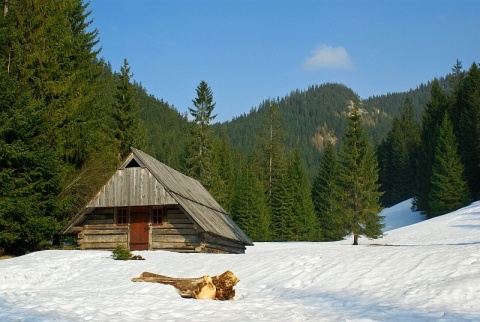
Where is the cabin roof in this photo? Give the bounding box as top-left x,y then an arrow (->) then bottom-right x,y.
60,148 -> 253,246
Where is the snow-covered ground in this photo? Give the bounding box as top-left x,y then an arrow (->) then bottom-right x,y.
1,200 -> 479,321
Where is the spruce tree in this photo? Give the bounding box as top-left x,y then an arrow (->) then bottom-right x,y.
428,114 -> 471,218
270,168 -> 295,241
0,72 -> 61,254
452,63 -> 480,198
255,102 -> 290,240
312,141 -> 345,241
114,59 -> 145,159
231,158 -> 270,241
209,134 -> 235,214
287,149 -> 317,241
338,100 -> 384,245
414,80 -> 448,213
186,81 -> 217,189
256,102 -> 286,202
378,98 -> 420,206
2,0 -> 118,221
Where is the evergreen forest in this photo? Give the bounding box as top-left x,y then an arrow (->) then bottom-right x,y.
1,1 -> 479,254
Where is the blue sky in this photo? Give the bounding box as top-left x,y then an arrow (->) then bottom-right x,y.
88,0 -> 480,122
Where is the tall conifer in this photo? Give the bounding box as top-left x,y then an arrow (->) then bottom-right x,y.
256,102 -> 286,201
414,80 -> 448,213
2,0 -> 118,221
270,168 -> 295,241
186,81 -> 218,190
0,70 -> 61,254
312,141 -> 345,241
428,114 -> 471,217
453,63 -> 480,198
378,98 -> 420,206
338,101 -> 384,245
288,149 -> 317,241
255,102 -> 290,240
114,59 -> 145,159
210,134 -> 235,213
232,158 -> 270,241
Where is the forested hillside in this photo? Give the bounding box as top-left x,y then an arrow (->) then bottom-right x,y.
219,81 -> 443,179
138,86 -> 189,170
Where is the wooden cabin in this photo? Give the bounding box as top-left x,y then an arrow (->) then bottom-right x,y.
60,148 -> 253,254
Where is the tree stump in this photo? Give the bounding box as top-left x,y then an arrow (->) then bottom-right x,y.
131,270 -> 239,300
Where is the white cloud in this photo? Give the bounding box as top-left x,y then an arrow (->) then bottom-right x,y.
303,44 -> 353,71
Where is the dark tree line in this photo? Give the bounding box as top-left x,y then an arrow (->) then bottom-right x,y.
378,61 -> 478,218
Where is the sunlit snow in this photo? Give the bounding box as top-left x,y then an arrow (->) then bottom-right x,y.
1,200 -> 479,321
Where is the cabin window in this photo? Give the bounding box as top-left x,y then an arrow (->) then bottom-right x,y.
152,207 -> 164,225
117,208 -> 128,225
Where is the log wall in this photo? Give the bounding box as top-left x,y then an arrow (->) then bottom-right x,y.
82,208 -> 114,225
201,233 -> 246,254
152,207 -> 200,252
77,224 -> 128,250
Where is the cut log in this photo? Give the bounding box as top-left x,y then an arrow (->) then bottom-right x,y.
131,270 -> 239,300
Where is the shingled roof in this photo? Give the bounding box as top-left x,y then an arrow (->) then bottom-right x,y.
60,148 -> 253,246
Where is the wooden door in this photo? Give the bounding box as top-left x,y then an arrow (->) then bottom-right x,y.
130,212 -> 149,250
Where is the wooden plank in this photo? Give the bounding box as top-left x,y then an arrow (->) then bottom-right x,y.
152,242 -> 197,250
164,249 -> 197,253
82,235 -> 127,243
152,235 -> 199,243
167,212 -> 189,220
153,228 -> 197,235
202,233 -> 246,249
167,218 -> 193,225
80,242 -> 127,250
166,209 -> 184,215
82,229 -> 129,235
202,242 -> 245,254
83,219 -> 115,225
152,223 -> 194,230
83,224 -> 119,229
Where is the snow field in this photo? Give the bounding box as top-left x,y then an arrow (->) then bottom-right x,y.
0,200 -> 479,321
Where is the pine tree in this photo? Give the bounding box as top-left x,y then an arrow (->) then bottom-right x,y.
270,168 -> 295,241
186,81 -> 217,189
288,149 -> 317,241
255,102 -> 290,240
2,0 -> 118,220
256,102 -> 286,201
0,70 -> 61,254
312,141 -> 345,241
452,63 -> 480,198
428,114 -> 471,218
231,158 -> 270,241
414,80 -> 448,213
338,100 -> 384,245
378,98 -> 420,206
114,59 -> 145,159
209,134 -> 235,214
